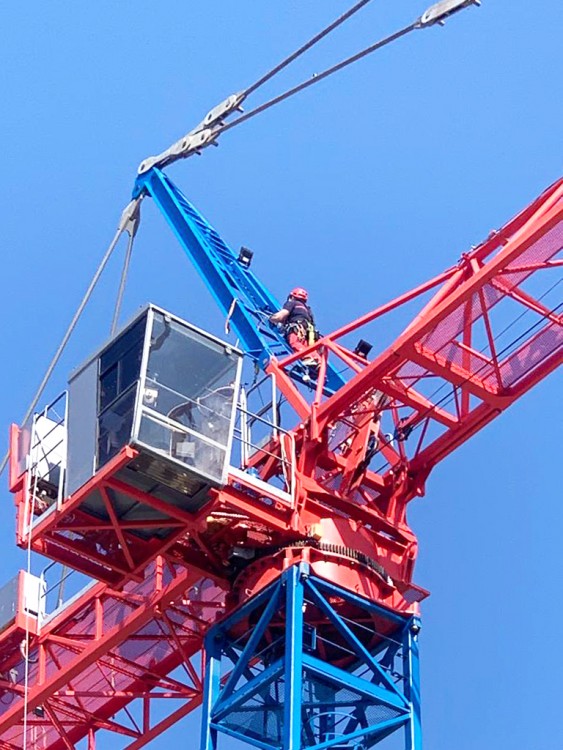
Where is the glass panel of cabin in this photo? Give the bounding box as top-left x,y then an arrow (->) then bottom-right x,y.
135,310 -> 241,485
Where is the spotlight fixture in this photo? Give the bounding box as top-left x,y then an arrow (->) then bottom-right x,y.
238,246 -> 254,268
354,339 -> 372,359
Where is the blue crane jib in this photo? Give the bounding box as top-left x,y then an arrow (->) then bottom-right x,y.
133,168 -> 345,392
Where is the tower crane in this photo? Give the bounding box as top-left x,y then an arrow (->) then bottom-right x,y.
0,1 -> 561,749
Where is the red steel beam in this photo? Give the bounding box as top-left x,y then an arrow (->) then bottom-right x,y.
2,178 -> 561,750
0,560 -> 226,749
314,191 -> 563,429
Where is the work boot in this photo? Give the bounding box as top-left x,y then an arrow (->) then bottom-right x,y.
304,364 -> 320,383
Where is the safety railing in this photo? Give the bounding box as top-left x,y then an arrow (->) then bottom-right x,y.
38,560 -> 93,620
20,370 -> 296,535
23,392 -> 67,537
230,373 -> 296,508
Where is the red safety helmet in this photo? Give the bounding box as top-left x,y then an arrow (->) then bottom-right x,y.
290,287 -> 308,302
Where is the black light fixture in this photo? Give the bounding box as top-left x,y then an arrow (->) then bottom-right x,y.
354,339 -> 373,359
34,705 -> 45,718
238,246 -> 254,268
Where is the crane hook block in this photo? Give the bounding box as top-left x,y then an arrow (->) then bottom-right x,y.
419,0 -> 480,27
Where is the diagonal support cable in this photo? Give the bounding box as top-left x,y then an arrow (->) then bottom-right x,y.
111,199 -> 141,335
0,198 -> 141,477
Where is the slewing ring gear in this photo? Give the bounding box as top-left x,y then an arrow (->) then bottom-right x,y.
246,539 -> 395,589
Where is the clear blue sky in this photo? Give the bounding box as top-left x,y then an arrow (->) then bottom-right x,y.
1,2 -> 561,749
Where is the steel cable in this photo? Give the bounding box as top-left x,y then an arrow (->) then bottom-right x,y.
243,0 -> 376,98
111,230 -> 135,336
0,222 -> 128,476
223,23 -> 417,136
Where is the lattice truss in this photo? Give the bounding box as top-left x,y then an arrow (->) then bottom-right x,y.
201,565 -> 420,750
0,562 -> 225,750
268,179 -> 563,504
2,179 -> 561,750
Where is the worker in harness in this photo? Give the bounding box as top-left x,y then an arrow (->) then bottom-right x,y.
269,287 -> 320,367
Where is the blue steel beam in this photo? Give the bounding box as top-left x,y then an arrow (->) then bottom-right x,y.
215,581 -> 275,632
306,579 -> 408,702
308,716 -> 408,750
284,564 -> 304,750
208,723 -> 276,750
217,580 -> 282,704
201,565 -> 422,750
212,660 -> 284,723
133,168 -> 345,390
201,630 -> 221,750
313,577 -> 408,626
403,618 -> 422,750
301,654 -> 409,712
133,167 -> 281,367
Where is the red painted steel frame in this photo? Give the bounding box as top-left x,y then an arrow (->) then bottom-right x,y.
0,559 -> 226,750
11,446 -> 216,588
4,178 -> 562,749
270,176 -> 563,494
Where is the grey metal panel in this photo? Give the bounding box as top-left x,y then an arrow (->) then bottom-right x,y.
0,574 -> 18,634
66,357 -> 98,495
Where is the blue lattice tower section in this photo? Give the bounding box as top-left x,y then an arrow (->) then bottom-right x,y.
201,564 -> 422,750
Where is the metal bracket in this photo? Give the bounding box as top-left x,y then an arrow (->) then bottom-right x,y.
418,0 -> 481,28
118,196 -> 143,237
199,92 -> 245,130
138,92 -> 245,174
